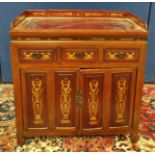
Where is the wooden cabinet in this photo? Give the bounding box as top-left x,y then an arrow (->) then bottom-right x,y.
9,10 -> 148,144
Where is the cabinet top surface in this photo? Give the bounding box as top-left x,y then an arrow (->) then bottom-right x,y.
9,10 -> 148,39
14,16 -> 144,31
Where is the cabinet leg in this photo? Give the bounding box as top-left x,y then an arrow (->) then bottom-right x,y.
130,132 -> 139,143
17,135 -> 25,145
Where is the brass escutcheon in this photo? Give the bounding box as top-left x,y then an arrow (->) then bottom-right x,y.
32,52 -> 43,59
74,51 -> 86,58
116,52 -> 127,59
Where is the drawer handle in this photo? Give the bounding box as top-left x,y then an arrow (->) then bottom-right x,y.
74,51 -> 86,58
32,52 -> 43,59
116,52 -> 127,59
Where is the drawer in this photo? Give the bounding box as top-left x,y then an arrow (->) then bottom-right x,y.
103,49 -> 139,62
61,48 -> 99,63
19,49 -> 57,63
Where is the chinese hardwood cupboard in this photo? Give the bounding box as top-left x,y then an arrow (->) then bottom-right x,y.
9,10 -> 148,145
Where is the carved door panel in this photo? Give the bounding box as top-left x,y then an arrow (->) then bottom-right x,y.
21,69 -> 50,130
79,69 -> 105,133
54,69 -> 79,133
109,68 -> 136,129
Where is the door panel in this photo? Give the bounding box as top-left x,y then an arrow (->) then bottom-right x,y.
80,69 -> 104,132
21,70 -> 49,130
109,68 -> 136,128
54,70 -> 79,132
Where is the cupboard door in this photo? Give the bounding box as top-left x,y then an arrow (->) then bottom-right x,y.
79,69 -> 104,133
109,68 -> 136,128
21,70 -> 49,130
54,70 -> 79,132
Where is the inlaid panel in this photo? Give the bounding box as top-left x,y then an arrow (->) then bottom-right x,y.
22,71 -> 48,129
55,71 -> 77,128
104,49 -> 139,62
19,49 -> 56,63
80,71 -> 104,130
110,72 -> 133,127
62,48 -> 99,63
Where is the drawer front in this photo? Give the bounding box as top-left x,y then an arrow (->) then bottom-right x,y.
103,49 -> 139,62
62,48 -> 99,63
19,49 -> 57,63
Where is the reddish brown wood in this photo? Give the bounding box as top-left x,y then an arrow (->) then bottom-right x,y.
21,70 -> 49,130
55,71 -> 77,128
110,69 -> 136,127
79,69 -> 104,132
9,10 -> 148,40
9,10 -> 148,145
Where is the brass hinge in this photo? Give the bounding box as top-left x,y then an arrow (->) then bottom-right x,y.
75,90 -> 83,107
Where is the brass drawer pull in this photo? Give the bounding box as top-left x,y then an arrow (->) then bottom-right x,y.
75,91 -> 83,107
32,52 -> 43,59
74,51 -> 86,58
116,52 -> 127,59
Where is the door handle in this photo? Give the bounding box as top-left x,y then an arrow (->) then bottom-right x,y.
75,90 -> 83,107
